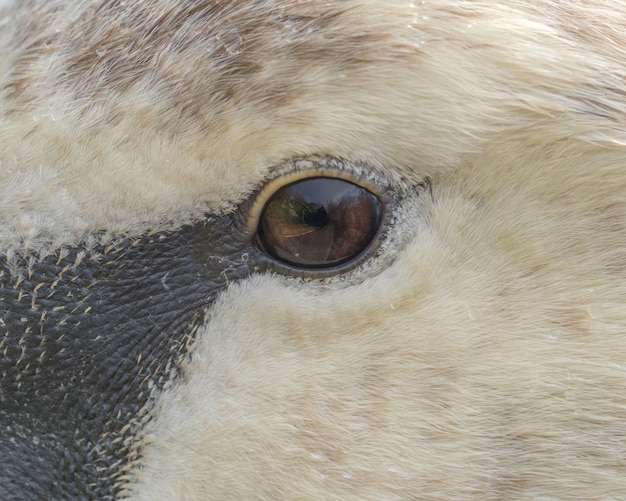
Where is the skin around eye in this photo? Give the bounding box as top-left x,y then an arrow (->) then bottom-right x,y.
256,177 -> 383,268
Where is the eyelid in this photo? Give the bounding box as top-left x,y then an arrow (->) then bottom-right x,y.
243,167 -> 391,240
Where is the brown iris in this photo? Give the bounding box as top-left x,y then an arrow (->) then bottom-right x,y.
256,177 -> 383,268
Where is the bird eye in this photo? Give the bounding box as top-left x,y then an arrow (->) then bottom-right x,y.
255,177 -> 383,268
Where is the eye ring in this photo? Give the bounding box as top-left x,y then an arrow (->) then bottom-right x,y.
243,163 -> 392,274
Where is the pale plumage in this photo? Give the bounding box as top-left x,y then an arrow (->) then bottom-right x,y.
1,1 -> 626,499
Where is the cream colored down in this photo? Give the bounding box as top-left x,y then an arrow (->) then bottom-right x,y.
1,0 -> 625,250
1,0 -> 626,499
123,136 -> 626,499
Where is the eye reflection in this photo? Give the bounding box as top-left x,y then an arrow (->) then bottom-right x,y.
256,178 -> 383,268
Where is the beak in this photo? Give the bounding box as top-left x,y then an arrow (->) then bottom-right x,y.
0,212 -> 261,498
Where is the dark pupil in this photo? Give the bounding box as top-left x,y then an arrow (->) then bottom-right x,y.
257,177 -> 383,268
303,206 -> 329,228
